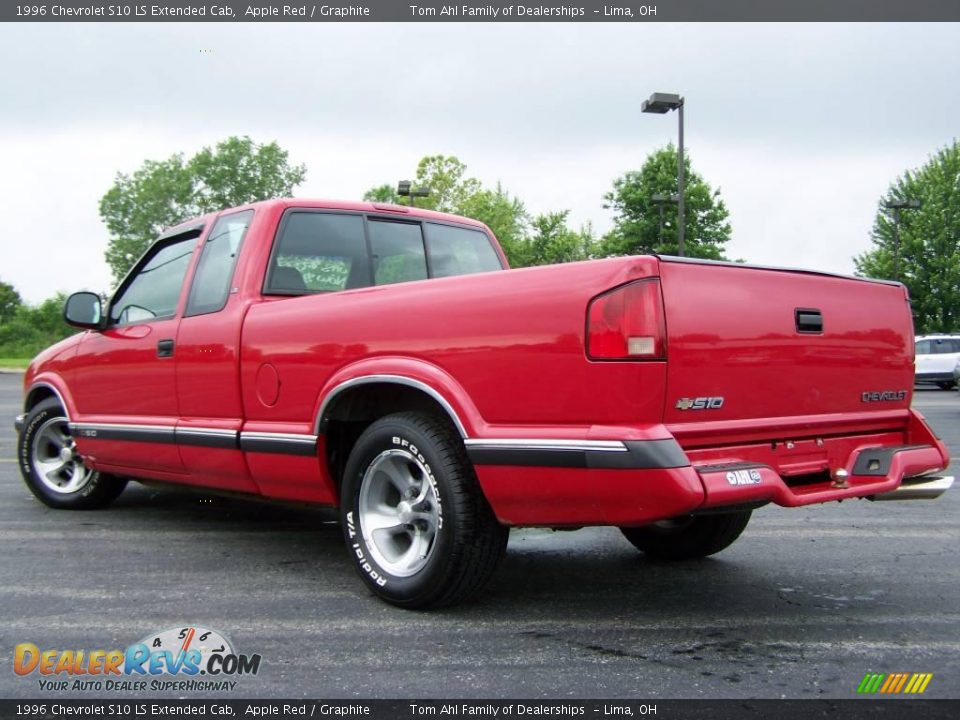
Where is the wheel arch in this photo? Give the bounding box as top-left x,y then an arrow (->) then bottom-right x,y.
24,380 -> 73,419
317,375 -> 469,438
315,367 -> 480,491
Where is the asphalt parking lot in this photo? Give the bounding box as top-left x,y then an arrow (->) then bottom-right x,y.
0,372 -> 957,700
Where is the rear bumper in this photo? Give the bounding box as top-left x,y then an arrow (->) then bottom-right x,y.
695,444 -> 949,510
472,410 -> 951,527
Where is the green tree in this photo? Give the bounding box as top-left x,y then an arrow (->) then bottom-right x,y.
522,212 -> 596,267
412,155 -> 482,213
0,293 -> 73,359
363,155 -> 599,268
854,141 -> 960,334
601,145 -> 731,259
458,184 -> 530,264
362,184 -> 400,204
0,280 -> 23,325
100,136 -> 306,281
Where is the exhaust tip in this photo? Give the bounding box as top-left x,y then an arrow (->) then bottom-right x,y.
870,475 -> 954,501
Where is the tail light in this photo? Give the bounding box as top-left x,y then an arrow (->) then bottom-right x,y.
587,278 -> 666,360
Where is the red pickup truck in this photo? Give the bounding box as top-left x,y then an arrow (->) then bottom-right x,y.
15,199 -> 953,607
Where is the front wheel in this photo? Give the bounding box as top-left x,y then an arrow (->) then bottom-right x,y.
18,398 -> 127,509
620,510 -> 752,561
340,412 -> 508,609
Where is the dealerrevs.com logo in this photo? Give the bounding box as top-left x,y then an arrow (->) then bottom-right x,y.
14,626 -> 261,692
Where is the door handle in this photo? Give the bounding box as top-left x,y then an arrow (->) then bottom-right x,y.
157,339 -> 175,358
795,308 -> 823,334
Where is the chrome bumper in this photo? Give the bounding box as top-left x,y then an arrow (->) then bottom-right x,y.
14,414 -> 25,434
870,475 -> 954,501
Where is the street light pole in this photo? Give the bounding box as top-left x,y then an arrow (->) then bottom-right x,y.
651,193 -> 679,246
397,180 -> 430,208
677,100 -> 685,257
884,198 -> 922,281
642,92 -> 685,256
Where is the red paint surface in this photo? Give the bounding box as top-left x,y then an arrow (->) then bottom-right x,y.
21,199 -> 948,526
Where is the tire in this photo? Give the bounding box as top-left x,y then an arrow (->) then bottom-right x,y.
17,398 -> 127,509
339,411 -> 508,609
619,510 -> 752,561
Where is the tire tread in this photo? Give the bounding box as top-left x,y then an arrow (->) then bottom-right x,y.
18,398 -> 127,510
342,411 -> 507,608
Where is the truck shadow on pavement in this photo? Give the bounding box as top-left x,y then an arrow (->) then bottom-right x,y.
99,482 -> 780,620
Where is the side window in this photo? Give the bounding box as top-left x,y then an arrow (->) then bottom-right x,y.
265,212 -> 368,294
915,340 -> 930,355
185,210 -> 254,317
369,220 -> 428,286
424,223 -> 503,278
109,235 -> 197,326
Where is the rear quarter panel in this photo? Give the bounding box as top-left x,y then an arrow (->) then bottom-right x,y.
239,256 -> 665,437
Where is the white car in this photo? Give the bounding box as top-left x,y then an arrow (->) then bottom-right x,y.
915,334 -> 960,389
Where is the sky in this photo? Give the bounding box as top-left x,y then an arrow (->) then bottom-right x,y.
0,22 -> 957,303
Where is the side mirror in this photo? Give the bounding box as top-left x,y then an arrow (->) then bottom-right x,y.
64,292 -> 104,329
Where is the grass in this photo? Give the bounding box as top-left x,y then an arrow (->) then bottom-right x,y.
0,358 -> 30,369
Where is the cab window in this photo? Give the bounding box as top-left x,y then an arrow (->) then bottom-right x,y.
109,234 -> 197,326
368,220 -> 428,286
265,212 -> 369,294
424,223 -> 503,277
185,210 -> 253,316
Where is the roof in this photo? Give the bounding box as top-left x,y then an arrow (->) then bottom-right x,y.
162,198 -> 490,236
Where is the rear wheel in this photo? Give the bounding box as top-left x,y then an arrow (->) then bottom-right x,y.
17,398 -> 127,509
620,510 -> 752,561
340,411 -> 508,608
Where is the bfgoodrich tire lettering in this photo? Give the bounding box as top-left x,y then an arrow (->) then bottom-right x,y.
17,398 -> 127,510
340,412 -> 508,609
620,510 -> 752,561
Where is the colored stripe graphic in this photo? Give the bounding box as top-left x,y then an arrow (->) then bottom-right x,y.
857,672 -> 932,694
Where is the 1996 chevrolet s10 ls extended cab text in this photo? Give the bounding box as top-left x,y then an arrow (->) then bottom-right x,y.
14,199 -> 954,607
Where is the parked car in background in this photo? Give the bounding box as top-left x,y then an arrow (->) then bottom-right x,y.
914,334 -> 960,389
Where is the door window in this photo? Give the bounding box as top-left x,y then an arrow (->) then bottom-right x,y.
109,235 -> 197,325
185,210 -> 254,316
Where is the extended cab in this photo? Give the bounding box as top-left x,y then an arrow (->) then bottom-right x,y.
15,199 -> 954,607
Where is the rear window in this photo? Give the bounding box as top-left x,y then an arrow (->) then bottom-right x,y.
425,223 -> 503,277
369,220 -> 428,286
265,211 -> 503,295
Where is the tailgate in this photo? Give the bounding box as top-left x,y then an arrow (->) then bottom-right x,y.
658,259 -> 914,444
